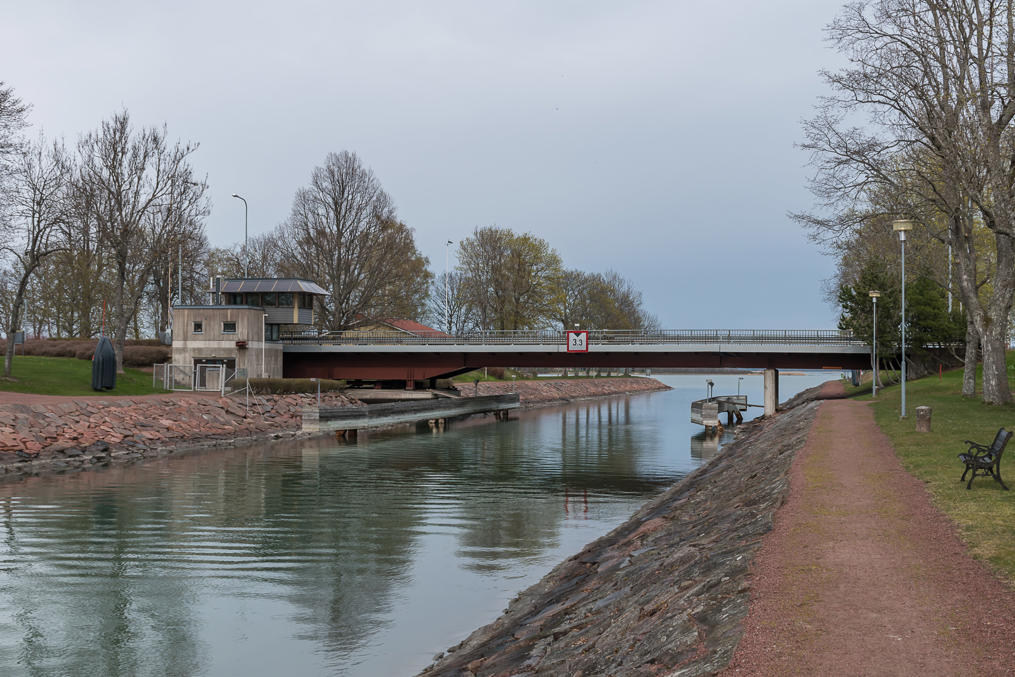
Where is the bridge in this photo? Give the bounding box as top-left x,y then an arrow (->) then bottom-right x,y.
278,329 -> 870,416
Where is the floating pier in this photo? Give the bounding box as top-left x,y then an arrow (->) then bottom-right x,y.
301,393 -> 521,435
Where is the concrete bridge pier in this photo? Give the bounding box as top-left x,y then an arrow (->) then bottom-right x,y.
763,368 -> 779,417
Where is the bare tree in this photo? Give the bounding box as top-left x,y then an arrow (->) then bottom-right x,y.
427,271 -> 473,334
556,268 -> 655,331
0,82 -> 29,167
458,226 -> 563,330
277,151 -> 431,328
799,0 -> 1015,404
206,232 -> 283,281
2,137 -> 71,376
77,111 -> 207,372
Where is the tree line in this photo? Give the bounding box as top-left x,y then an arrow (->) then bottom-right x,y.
0,85 -> 654,375
798,0 -> 1015,406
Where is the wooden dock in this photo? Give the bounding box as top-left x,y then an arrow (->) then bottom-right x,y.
301,394 -> 521,434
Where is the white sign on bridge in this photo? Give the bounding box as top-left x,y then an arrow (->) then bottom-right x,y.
566,330 -> 588,353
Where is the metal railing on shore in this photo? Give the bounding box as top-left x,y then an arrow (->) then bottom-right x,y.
276,328 -> 865,347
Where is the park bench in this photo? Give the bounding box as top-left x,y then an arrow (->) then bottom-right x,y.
958,428 -> 1012,490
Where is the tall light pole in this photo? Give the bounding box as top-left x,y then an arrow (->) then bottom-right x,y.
869,290 -> 880,398
893,219 -> 913,418
445,239 -> 453,333
231,194 -> 248,277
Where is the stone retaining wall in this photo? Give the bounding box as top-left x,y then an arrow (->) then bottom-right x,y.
420,387 -> 826,677
454,377 -> 670,405
0,392 -> 360,480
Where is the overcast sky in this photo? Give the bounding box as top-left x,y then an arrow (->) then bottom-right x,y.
3,0 -> 848,329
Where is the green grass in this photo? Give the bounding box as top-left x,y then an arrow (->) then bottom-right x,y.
863,355 -> 1015,582
0,356 -> 167,397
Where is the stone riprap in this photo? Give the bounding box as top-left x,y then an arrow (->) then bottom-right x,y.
0,392 -> 360,480
420,394 -> 823,677
454,377 -> 670,405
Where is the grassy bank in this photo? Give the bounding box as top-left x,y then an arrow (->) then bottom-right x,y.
0,356 -> 166,397
860,355 -> 1015,582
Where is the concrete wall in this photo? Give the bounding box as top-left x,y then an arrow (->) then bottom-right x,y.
171,306 -> 283,378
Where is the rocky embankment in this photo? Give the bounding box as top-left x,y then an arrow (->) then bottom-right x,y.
0,391 -> 360,480
454,377 -> 669,405
0,378 -> 665,481
420,387 -> 827,677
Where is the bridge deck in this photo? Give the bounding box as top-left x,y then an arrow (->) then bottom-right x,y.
276,329 -> 871,382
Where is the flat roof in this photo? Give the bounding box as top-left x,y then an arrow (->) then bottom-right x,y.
220,278 -> 328,295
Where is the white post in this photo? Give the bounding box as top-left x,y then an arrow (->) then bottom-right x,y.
445,239 -> 453,333
870,290 -> 880,398
947,241 -> 952,313
893,220 -> 913,419
901,236 -> 907,417
763,368 -> 779,417
872,296 -> 878,397
231,193 -> 249,277
262,313 -> 267,378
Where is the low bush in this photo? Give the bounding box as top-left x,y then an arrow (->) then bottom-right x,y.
122,345 -> 171,366
247,378 -> 347,395
0,338 -> 170,366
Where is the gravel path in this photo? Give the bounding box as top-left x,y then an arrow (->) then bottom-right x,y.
724,383 -> 1015,675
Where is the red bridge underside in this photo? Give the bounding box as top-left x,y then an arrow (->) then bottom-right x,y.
283,351 -> 870,384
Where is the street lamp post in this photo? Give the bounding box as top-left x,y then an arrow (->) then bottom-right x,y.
445,239 -> 453,333
231,194 -> 248,277
892,219 -> 913,418
869,290 -> 880,398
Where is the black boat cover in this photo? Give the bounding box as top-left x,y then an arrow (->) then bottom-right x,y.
92,336 -> 116,391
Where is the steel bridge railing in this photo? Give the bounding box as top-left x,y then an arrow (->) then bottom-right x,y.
276,328 -> 865,347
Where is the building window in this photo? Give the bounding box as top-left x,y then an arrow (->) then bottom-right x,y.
223,321 -> 237,334
193,321 -> 203,334
245,293 -> 261,306
299,293 -> 314,309
279,292 -> 294,307
262,293 -> 276,307
227,293 -> 243,305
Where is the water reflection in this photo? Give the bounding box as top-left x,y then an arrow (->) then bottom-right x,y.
0,372 -> 831,676
689,429 -> 737,461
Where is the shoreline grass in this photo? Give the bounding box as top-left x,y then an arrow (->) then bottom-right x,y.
0,355 -> 167,397
858,354 -> 1015,583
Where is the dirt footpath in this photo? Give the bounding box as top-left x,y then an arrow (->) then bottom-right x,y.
725,384 -> 1015,676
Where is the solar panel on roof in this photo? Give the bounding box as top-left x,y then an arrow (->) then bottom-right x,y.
219,279 -> 328,295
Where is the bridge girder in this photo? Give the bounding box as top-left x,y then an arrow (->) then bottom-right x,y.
282,350 -> 870,382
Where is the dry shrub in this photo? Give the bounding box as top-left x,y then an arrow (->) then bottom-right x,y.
486,367 -> 506,380
26,339 -> 89,358
74,346 -> 95,360
248,378 -> 347,395
123,345 -> 170,366
0,338 -> 169,366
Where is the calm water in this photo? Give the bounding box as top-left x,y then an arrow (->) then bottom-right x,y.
0,372 -> 831,676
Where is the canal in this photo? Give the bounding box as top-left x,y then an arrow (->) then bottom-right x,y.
0,372 -> 832,676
